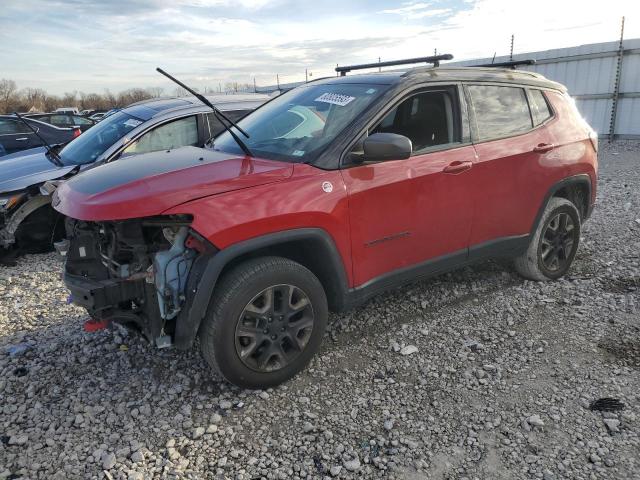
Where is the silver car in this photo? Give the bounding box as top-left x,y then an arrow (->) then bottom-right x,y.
0,94 -> 269,256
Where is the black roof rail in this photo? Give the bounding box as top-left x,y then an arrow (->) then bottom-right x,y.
335,54 -> 454,76
472,59 -> 536,69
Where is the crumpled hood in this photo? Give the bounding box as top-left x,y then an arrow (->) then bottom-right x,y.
53,146 -> 293,221
0,149 -> 75,193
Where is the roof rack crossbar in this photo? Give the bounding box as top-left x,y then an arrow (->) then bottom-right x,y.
335,54 -> 454,76
472,59 -> 536,69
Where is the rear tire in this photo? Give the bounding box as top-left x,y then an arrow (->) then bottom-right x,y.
200,256 -> 328,389
514,197 -> 581,281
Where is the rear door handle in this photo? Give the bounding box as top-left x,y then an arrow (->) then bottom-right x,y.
16,137 -> 29,141
533,143 -> 554,153
443,160 -> 473,174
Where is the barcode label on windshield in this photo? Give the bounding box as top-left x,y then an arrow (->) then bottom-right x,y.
315,93 -> 355,107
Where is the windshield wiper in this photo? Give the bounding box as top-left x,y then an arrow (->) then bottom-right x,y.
13,112 -> 63,167
156,68 -> 253,157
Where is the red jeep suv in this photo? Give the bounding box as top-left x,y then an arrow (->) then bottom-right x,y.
53,57 -> 598,389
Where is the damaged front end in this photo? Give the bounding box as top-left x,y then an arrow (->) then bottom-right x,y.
60,215 -> 215,348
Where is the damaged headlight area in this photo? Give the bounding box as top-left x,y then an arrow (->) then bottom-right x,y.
0,192 -> 26,211
0,192 -> 28,249
62,215 -> 215,348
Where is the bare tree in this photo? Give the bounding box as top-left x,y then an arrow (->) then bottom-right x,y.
61,91 -> 78,108
22,87 -> 47,112
0,79 -> 198,114
103,89 -> 117,108
146,87 -> 164,98
43,94 -> 61,112
0,79 -> 18,113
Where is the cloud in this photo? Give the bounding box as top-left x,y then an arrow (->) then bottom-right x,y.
0,0 -> 638,94
380,2 -> 452,20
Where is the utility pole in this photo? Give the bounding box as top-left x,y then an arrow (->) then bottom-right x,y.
378,57 -> 381,72
609,16 -> 625,143
305,68 -> 308,83
253,77 -> 257,93
510,34 -> 514,61
276,74 -> 280,90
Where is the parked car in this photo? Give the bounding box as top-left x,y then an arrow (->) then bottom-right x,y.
54,107 -> 80,114
0,94 -> 268,255
0,115 -> 80,157
26,113 -> 96,132
53,58 -> 598,389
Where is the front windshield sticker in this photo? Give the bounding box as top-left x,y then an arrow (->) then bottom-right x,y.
123,119 -> 143,128
366,88 -> 377,94
315,93 -> 355,107
292,150 -> 305,156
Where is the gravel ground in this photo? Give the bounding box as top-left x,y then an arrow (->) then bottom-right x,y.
1,142 -> 639,480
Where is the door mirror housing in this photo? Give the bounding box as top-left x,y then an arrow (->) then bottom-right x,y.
362,133 -> 412,162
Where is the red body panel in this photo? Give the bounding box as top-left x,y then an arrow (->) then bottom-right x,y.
55,155 -> 293,221
164,164 -> 355,286
469,91 -> 597,246
342,145 -> 476,285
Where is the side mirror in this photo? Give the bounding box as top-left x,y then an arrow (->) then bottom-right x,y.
362,133 -> 412,162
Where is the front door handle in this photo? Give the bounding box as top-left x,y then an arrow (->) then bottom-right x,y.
533,143 -> 554,153
443,160 -> 473,174
16,137 -> 29,141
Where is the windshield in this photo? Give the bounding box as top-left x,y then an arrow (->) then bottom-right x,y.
212,83 -> 388,163
58,111 -> 144,166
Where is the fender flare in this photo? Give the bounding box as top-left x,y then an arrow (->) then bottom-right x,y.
174,228 -> 349,349
531,174 -> 593,233
0,194 -> 52,247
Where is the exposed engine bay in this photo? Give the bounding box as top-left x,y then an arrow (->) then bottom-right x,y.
60,215 -> 213,348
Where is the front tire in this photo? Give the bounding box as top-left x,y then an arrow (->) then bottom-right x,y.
15,205 -> 64,254
200,256 -> 328,389
514,197 -> 581,281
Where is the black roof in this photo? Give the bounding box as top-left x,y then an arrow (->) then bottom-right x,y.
312,66 -> 565,92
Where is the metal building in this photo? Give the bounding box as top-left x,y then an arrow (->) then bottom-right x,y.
452,38 -> 640,139
255,38 -> 640,139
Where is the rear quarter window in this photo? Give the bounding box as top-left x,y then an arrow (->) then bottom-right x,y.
528,89 -> 553,125
468,85 -> 533,141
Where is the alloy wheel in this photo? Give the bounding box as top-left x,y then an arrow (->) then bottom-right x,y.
540,212 -> 576,272
234,284 -> 314,372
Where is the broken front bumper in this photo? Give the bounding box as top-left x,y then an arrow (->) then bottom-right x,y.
64,272 -> 147,313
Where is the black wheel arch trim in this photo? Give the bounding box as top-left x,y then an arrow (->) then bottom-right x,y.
532,174 -> 593,232
174,227 -> 349,350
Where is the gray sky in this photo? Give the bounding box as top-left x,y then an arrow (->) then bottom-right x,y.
0,0 -> 636,94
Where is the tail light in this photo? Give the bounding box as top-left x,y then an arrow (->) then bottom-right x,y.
588,128 -> 598,153
72,127 -> 81,138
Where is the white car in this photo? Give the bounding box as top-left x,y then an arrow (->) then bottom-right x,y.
54,107 -> 80,115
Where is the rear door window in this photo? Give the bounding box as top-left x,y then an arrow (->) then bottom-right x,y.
0,119 -> 31,134
0,119 -> 19,134
528,89 -> 553,126
123,115 -> 198,156
0,119 -> 16,134
51,114 -> 74,126
468,85 -> 533,141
